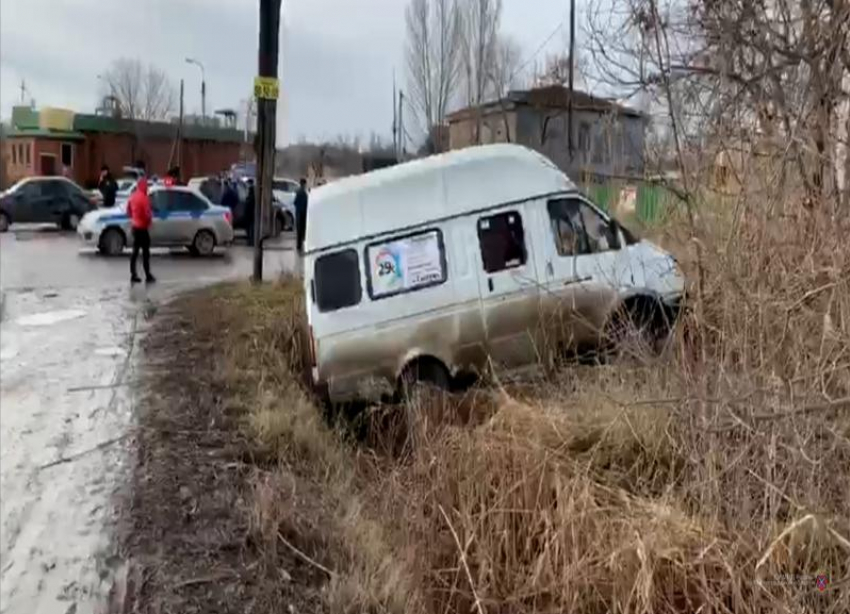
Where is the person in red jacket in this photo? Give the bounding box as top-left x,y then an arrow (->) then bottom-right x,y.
127,177 -> 156,284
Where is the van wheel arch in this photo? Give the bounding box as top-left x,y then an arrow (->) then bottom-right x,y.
397,355 -> 451,399
603,294 -> 675,356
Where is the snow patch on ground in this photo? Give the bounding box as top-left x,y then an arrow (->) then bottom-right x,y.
16,310 -> 87,327
0,290 -> 135,614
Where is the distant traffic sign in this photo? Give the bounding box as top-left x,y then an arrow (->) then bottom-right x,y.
254,76 -> 279,100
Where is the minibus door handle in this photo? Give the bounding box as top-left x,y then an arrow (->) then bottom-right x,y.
487,277 -> 494,292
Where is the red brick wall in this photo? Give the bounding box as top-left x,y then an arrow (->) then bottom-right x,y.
4,137 -> 81,184
3,138 -> 36,184
79,132 -> 242,187
2,133 -> 242,188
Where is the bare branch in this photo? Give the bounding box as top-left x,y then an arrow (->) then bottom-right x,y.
103,58 -> 176,121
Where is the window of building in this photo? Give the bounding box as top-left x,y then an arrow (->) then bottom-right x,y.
578,122 -> 591,153
11,144 -> 17,166
61,143 -> 73,167
365,229 -> 447,300
592,133 -> 608,164
477,211 -> 527,273
25,143 -> 31,166
314,249 -> 362,312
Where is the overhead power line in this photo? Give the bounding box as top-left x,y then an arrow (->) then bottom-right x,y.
514,17 -> 568,80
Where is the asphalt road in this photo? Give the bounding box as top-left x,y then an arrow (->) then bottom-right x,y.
0,226 -> 297,614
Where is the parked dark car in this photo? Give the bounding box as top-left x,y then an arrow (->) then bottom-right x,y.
0,177 -> 98,232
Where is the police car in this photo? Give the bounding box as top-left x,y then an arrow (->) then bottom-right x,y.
77,186 -> 234,256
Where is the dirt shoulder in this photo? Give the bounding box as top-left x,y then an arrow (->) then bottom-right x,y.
119,282 -> 329,614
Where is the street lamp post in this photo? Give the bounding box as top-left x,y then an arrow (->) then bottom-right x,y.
185,57 -> 206,124
96,74 -> 119,115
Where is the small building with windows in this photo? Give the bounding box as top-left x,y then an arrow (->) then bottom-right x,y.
446,85 -> 647,182
1,105 -> 246,189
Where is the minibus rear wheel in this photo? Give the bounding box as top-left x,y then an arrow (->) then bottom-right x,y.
398,358 -> 450,402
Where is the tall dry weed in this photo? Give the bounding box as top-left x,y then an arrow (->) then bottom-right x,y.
213,192 -> 849,613
372,196 -> 850,613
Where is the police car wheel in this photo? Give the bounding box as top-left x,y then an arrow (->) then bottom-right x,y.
99,228 -> 125,256
191,230 -> 216,256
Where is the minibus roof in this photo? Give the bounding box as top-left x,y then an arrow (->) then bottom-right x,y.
305,144 -> 575,252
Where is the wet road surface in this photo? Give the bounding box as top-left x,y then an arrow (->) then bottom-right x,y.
0,227 -> 297,613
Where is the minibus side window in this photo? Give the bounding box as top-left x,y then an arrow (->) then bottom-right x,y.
315,249 -> 362,312
547,199 -> 589,256
547,198 -> 620,255
477,211 -> 527,273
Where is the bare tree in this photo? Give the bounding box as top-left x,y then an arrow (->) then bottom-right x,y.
533,50 -> 588,90
405,0 -> 463,148
103,58 -> 176,121
459,0 -> 503,143
584,0 -> 850,212
489,35 -> 524,98
486,35 -> 524,142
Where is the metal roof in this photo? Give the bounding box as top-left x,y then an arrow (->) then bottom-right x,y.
5,128 -> 85,140
446,85 -> 645,122
305,144 -> 575,252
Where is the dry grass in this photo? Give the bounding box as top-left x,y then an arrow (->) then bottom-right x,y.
137,191 -> 850,613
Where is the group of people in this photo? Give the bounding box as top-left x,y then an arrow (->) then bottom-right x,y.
96,163 -> 311,286
220,176 -> 309,252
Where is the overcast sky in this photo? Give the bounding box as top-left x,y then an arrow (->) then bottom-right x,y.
1,0 -> 581,145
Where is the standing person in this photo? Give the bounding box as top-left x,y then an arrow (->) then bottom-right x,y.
221,179 -> 239,213
164,166 -> 180,187
244,180 -> 256,247
294,178 -> 309,254
127,177 -> 155,284
98,165 -> 118,209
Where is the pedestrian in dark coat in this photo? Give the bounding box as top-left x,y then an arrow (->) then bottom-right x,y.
244,181 -> 256,247
98,165 -> 118,209
294,178 -> 309,254
221,180 -> 239,213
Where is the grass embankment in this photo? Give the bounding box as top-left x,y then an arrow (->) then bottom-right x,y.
132,202 -> 850,613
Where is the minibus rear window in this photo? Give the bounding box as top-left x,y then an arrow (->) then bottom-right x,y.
315,249 -> 362,312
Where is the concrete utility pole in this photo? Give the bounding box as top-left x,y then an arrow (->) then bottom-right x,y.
253,0 -> 283,282
185,58 -> 206,124
567,0 -> 576,159
398,90 -> 405,161
392,71 -> 398,161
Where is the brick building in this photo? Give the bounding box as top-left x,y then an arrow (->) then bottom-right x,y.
1,106 -> 249,189
446,85 -> 647,182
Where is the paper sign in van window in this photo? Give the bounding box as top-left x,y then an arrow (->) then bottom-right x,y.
368,230 -> 445,299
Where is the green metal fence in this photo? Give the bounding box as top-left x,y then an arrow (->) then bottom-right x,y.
582,180 -> 677,226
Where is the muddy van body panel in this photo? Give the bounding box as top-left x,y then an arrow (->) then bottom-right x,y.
316,298 -> 488,402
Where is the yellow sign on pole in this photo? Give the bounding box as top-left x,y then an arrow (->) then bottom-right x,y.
254,76 -> 280,100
